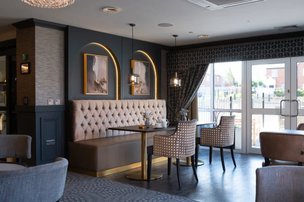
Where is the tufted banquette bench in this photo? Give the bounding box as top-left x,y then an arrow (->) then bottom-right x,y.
68,99 -> 168,176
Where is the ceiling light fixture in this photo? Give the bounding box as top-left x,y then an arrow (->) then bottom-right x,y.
197,34 -> 209,39
158,23 -> 174,28
101,6 -> 122,14
21,0 -> 75,8
170,34 -> 181,87
129,23 -> 139,85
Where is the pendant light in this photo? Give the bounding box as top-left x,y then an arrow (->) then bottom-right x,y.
128,23 -> 139,90
169,34 -> 181,87
129,23 -> 139,95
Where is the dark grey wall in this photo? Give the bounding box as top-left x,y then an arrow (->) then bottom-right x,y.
67,26 -> 167,100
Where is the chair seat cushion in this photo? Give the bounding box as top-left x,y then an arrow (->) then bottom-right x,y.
0,163 -> 26,171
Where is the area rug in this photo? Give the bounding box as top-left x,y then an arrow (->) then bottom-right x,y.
60,172 -> 195,202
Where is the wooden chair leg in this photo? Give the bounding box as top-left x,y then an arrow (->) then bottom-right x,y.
147,146 -> 153,182
168,158 -> 172,176
209,146 -> 213,164
176,158 -> 181,189
191,155 -> 198,182
264,157 -> 270,167
220,147 -> 226,172
230,146 -> 236,167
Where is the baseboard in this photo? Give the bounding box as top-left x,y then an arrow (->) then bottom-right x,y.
69,157 -> 167,177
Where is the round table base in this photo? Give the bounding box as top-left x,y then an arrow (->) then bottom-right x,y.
126,172 -> 163,181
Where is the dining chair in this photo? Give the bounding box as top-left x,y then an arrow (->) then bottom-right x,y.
147,119 -> 198,188
260,131 -> 304,166
0,134 -> 32,171
197,116 -> 236,172
256,166 -> 304,202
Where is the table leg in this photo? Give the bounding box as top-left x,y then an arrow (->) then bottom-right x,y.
126,131 -> 162,181
141,131 -> 147,179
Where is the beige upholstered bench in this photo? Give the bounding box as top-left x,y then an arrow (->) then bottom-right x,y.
69,99 -> 167,176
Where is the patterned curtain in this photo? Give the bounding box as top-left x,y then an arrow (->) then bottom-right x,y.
167,34 -> 304,124
167,64 -> 208,124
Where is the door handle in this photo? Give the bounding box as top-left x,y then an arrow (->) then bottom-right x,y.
280,99 -> 289,117
46,139 -> 56,146
290,99 -> 299,117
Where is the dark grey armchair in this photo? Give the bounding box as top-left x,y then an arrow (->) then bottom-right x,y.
0,134 -> 32,171
256,166 -> 304,202
0,157 -> 68,202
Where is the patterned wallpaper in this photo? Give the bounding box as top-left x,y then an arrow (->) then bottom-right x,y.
16,25 -> 65,106
167,34 -> 304,121
167,36 -> 304,73
35,26 -> 64,106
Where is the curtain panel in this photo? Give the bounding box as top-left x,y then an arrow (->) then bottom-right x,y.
167,64 -> 208,124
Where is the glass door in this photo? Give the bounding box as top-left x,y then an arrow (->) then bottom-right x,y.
291,57 -> 304,128
247,58 -> 290,153
246,57 -> 304,153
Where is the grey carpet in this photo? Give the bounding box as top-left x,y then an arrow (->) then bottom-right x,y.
60,172 -> 195,202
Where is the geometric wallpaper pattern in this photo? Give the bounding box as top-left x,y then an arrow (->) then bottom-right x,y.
167,34 -> 304,122
168,36 -> 304,72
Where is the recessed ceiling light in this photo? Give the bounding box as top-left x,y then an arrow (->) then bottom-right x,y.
274,25 -> 299,31
158,23 -> 173,27
100,6 -> 122,14
197,34 -> 209,39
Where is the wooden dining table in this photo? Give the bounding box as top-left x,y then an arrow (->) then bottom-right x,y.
108,125 -> 175,181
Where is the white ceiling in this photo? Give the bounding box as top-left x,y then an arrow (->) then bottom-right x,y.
0,0 -> 304,46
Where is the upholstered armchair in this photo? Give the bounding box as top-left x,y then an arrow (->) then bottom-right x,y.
260,131 -> 304,166
147,120 -> 198,188
256,166 -> 304,202
0,134 -> 32,171
197,116 -> 236,172
0,157 -> 68,202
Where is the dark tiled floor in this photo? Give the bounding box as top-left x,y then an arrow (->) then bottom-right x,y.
104,148 -> 264,202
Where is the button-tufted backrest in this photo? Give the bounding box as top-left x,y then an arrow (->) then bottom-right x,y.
71,100 -> 167,142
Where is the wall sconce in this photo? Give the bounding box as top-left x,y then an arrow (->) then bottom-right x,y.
20,63 -> 30,74
129,74 -> 139,85
129,73 -> 139,95
170,72 -> 181,87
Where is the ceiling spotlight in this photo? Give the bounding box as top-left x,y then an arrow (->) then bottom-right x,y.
100,6 -> 122,14
158,23 -> 173,27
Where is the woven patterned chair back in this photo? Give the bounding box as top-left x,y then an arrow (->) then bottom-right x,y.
176,120 -> 197,157
153,119 -> 197,158
201,116 -> 235,147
